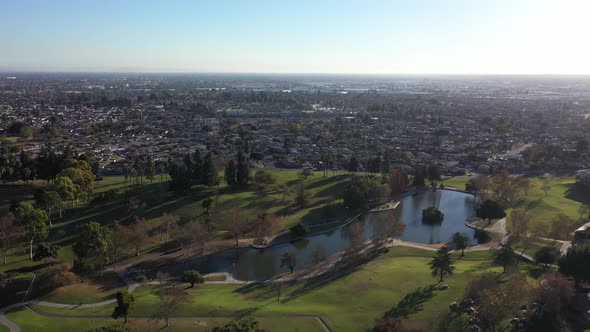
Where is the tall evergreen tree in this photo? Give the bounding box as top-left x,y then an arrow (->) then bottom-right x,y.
202,152 -> 219,187
381,149 -> 391,176
193,148 -> 204,184
36,144 -> 58,181
236,150 -> 250,186
412,165 -> 426,187
429,246 -> 455,281
348,156 -> 359,174
146,155 -> 156,183
369,155 -> 381,175
224,160 -> 237,186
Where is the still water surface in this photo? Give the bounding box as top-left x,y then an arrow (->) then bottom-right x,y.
186,189 -> 476,280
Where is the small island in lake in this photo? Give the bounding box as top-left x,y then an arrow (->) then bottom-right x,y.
422,206 -> 444,223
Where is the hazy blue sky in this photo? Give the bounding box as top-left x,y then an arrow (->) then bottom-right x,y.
1,0 -> 589,74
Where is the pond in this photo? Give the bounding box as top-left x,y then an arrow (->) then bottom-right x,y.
185,189 -> 476,280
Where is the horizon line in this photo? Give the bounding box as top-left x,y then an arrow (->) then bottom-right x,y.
2,70 -> 590,77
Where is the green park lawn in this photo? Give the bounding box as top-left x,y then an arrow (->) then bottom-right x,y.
2,310 -> 326,332
440,175 -> 470,190
10,247 -> 544,332
514,176 -> 590,233
511,237 -> 560,259
439,175 -> 590,237
0,170 -> 352,276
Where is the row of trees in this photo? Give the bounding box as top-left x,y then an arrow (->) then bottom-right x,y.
168,149 -> 221,193
0,144 -> 100,184
72,219 -> 149,273
167,148 -> 252,194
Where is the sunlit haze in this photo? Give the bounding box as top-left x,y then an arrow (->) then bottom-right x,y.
1,0 -> 590,74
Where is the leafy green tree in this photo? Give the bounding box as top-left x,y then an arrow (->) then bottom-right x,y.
253,170 -> 276,190
535,247 -> 559,268
35,190 -> 63,226
422,207 -> 444,223
181,270 -> 204,288
476,199 -> 506,222
112,290 -> 135,323
452,232 -> 469,256
58,162 -> 95,205
73,221 -> 110,264
494,244 -> 515,273
429,246 -> 455,281
33,242 -> 59,262
13,202 -> 49,260
280,252 -> 297,273
54,176 -> 76,207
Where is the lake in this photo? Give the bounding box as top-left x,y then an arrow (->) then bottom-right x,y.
185,189 -> 476,280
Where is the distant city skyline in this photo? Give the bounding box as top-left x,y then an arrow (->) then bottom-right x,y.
1,0 -> 590,74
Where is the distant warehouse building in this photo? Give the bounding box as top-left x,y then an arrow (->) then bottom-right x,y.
579,169 -> 590,186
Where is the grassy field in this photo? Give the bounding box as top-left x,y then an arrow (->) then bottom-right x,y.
0,170 -> 352,274
3,310 -> 326,332
514,176 -> 590,234
439,175 -> 590,237
440,175 -> 470,190
9,247 -> 544,332
511,237 -> 560,259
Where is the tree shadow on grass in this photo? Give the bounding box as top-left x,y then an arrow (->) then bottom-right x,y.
232,282 -> 279,302
283,248 -> 384,301
565,183 -> 590,205
313,178 -> 350,198
384,285 -> 437,319
304,174 -> 349,191
464,260 -> 496,273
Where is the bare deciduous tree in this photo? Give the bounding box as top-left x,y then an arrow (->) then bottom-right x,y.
227,208 -> 248,247
0,213 -> 23,265
152,286 -> 190,327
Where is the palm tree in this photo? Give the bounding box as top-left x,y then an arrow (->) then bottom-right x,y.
429,246 -> 455,281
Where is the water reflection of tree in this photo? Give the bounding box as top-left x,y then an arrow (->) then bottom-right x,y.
290,238 -> 310,250
343,223 -> 366,250
373,211 -> 407,244
428,223 -> 441,244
